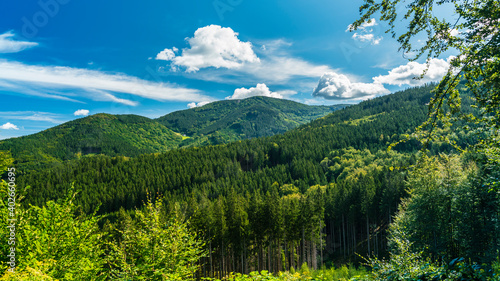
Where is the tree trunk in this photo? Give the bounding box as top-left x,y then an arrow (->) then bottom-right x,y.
366,215 -> 370,257
268,243 -> 271,272
312,238 -> 317,270
283,238 -> 290,271
353,222 -> 356,255
320,218 -> 323,268
259,244 -> 262,272
209,234 -> 213,277
342,214 -> 346,258
222,241 -> 225,278
302,227 -> 306,266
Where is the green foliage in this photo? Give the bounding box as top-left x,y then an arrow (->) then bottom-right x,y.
200,265 -> 368,281
389,154 -> 500,263
1,98 -> 345,173
364,238 -> 494,281
2,85 -> 446,278
352,0 -> 500,153
107,196 -> 206,280
3,85 -> 485,278
19,85 -> 437,215
0,114 -> 184,172
0,151 -> 13,173
157,96 -> 345,145
360,153 -> 500,280
350,1 -> 500,279
0,188 -> 105,280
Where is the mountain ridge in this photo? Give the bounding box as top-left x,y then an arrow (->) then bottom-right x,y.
0,96 -> 344,172
157,96 -> 345,146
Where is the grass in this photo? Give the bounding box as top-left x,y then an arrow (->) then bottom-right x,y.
205,263 -> 369,281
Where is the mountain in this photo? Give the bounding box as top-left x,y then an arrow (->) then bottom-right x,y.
156,96 -> 345,146
14,84 -> 483,272
18,84 -> 450,213
0,113 -> 183,171
0,97 -> 344,172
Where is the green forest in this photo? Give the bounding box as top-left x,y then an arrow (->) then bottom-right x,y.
0,0 -> 499,280
0,97 -> 342,173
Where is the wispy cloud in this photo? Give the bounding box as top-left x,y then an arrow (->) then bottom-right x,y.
0,60 -> 212,105
0,31 -> 38,53
347,19 -> 383,45
0,111 -> 66,124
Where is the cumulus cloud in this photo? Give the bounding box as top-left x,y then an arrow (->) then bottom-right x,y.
0,60 -> 211,104
0,31 -> 38,53
187,101 -> 211,108
74,109 -> 90,116
155,26 -> 333,85
373,57 -> 451,86
156,47 -> 177,61
156,25 -> 259,72
347,19 -> 382,45
0,122 -> 19,130
313,72 -> 389,100
226,83 -> 296,100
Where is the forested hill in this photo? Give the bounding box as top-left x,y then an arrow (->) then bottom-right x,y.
0,113 -> 184,171
17,83 -> 478,272
19,84 -> 452,214
0,97 -> 343,172
156,96 -> 345,146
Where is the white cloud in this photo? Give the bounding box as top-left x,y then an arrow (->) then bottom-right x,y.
352,33 -> 382,45
0,31 -> 38,53
226,83 -> 297,100
243,56 -> 332,84
0,60 -> 212,103
0,122 -> 19,130
156,25 -> 259,72
313,72 -> 389,100
85,89 -> 139,106
373,57 -> 451,86
0,80 -> 84,103
347,19 -> 383,45
155,26 -> 333,85
187,101 -> 211,108
346,18 -> 377,32
156,47 -> 177,61
450,28 -> 460,37
74,109 -> 90,116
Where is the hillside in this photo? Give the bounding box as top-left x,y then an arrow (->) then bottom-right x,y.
156,96 -> 345,146
14,84 -> 484,275
19,85 -> 443,213
0,113 -> 183,171
0,97 -> 343,172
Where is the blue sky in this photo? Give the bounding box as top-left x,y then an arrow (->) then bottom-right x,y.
0,0 -> 456,139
